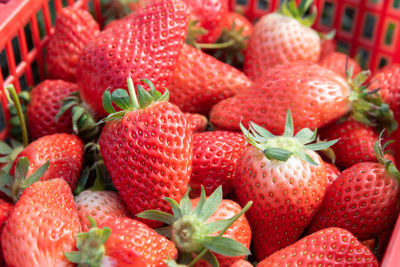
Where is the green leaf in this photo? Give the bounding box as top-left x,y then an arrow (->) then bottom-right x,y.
250,122 -> 275,139
136,210 -> 175,225
56,99 -> 76,121
298,0 -> 313,16
294,128 -> 316,144
198,186 -> 222,221
293,150 -> 318,166
203,219 -> 233,235
164,197 -> 182,219
287,0 -> 300,18
96,110 -> 127,124
0,156 -> 9,163
64,251 -> 81,263
180,188 -> 193,216
15,157 -> 29,181
158,90 -> 169,102
102,88 -> 116,114
303,139 -> 339,151
200,250 -> 219,267
0,141 -> 12,155
201,236 -> 250,257
72,107 -> 85,134
24,161 -> 50,186
111,89 -> 133,110
155,226 -> 172,239
192,186 -> 207,217
74,167 -> 90,195
137,85 -> 154,108
264,148 -> 293,162
141,79 -> 156,94
283,110 -> 294,137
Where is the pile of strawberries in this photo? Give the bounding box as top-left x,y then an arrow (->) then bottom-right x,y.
1,0 -> 400,266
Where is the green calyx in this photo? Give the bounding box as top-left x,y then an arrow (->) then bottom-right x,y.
373,131 -> 400,182
137,186 -> 252,267
186,20 -> 235,50
56,91 -> 100,142
346,66 -> 398,133
278,0 -> 317,27
65,216 -> 112,267
0,139 -> 24,173
98,76 -> 169,124
0,157 -> 49,203
240,110 -> 338,166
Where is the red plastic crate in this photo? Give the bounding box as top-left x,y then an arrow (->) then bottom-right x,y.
1,0 -> 400,265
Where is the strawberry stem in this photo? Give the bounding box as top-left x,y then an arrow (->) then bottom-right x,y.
127,76 -> 139,109
5,85 -> 28,147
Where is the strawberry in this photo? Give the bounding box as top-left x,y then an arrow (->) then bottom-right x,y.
319,52 -> 361,79
307,138 -> 400,240
99,78 -> 192,228
0,199 -> 12,266
75,190 -> 130,232
184,113 -> 208,133
66,216 -> 177,267
138,186 -> 252,267
325,162 -> 340,187
27,80 -> 77,140
234,110 -> 337,260
45,7 -> 99,82
190,131 -> 248,197
211,12 -> 253,67
77,0 -> 189,117
211,61 -> 350,134
231,260 -> 253,267
243,0 -> 320,81
10,133 -> 84,192
319,119 -> 378,169
1,179 -> 81,266
257,228 -> 378,266
168,44 -> 253,115
319,37 -> 337,59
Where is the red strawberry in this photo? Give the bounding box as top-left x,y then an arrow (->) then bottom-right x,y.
168,44 -> 253,115
99,78 -> 192,228
319,52 -> 361,79
11,133 -> 84,191
77,0 -> 189,117
319,37 -> 337,59
211,61 -> 350,134
138,186 -> 251,267
0,199 -> 12,266
243,1 -> 320,80
184,113 -> 208,133
186,0 -> 229,44
319,119 -> 379,169
307,151 -> 400,240
325,162 -> 340,187
234,111 -> 336,260
27,80 -> 77,140
75,190 -> 130,232
1,179 -> 81,266
257,228 -> 378,266
190,131 -> 248,197
46,7 -> 99,82
66,216 -> 177,267
231,260 -> 253,267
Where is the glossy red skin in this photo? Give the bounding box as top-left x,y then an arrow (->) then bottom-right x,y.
75,190 -> 130,232
234,146 -> 327,260
186,0 -> 229,43
308,162 -> 400,240
77,0 -> 189,117
319,52 -> 361,79
243,13 -> 320,81
11,133 -> 84,191
99,102 -> 193,228
231,260 -> 253,267
320,119 -> 378,169
325,162 -> 341,187
46,7 -> 99,82
319,38 -> 337,59
0,199 -> 12,266
1,179 -> 81,267
27,80 -> 77,140
190,131 -> 248,197
184,113 -> 208,133
192,198 -> 251,267
100,217 -> 177,267
257,228 -> 378,266
210,62 -> 350,134
168,44 -> 253,115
